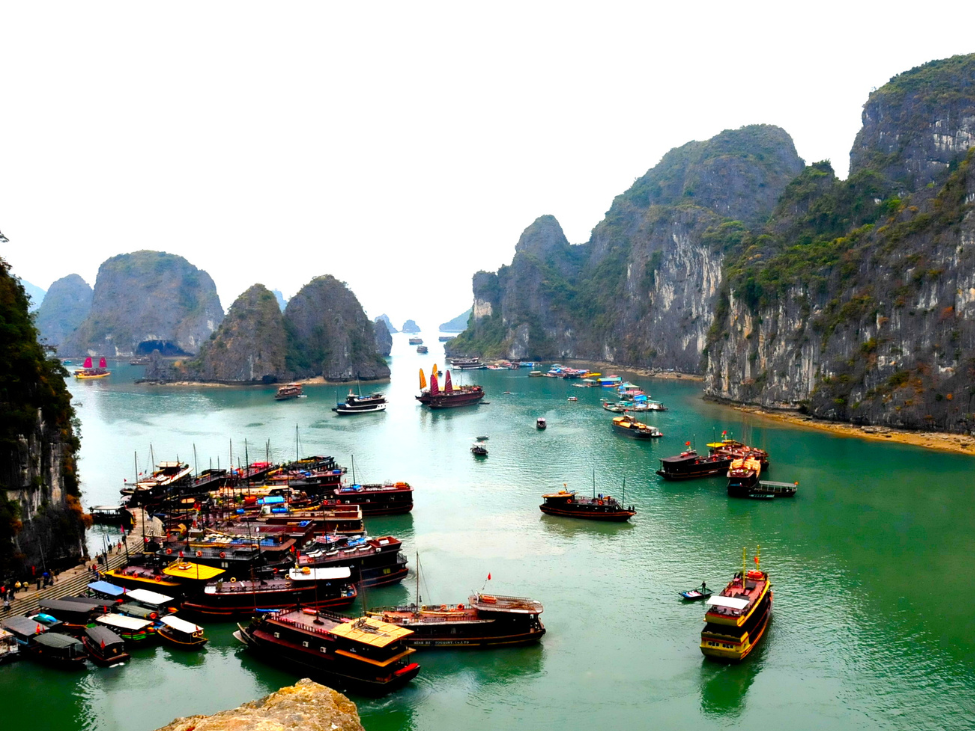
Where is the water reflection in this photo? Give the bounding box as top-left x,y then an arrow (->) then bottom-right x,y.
537,514 -> 635,540
698,628 -> 769,718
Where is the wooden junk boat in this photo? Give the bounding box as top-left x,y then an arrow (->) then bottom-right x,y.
95,614 -> 156,645
83,626 -> 130,665
29,633 -> 89,670
333,391 -> 387,415
368,592 -> 545,649
416,368 -> 484,409
539,485 -> 635,522
727,457 -> 797,499
274,383 -> 304,401
158,615 -> 208,650
408,336 -> 423,345
74,356 -> 111,379
656,447 -> 732,481
297,535 -> 409,588
234,608 -> 421,695
471,442 -> 488,456
700,548 -> 772,662
612,414 -> 663,439
182,567 -> 357,618
708,434 -> 770,469
325,482 -> 414,515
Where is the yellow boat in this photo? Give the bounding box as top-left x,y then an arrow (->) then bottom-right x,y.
74,356 -> 111,379
700,547 -> 772,662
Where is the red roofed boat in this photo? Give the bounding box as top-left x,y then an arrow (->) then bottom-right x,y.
700,548 -> 772,662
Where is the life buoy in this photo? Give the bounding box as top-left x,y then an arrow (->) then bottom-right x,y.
154,576 -> 162,582
219,552 -> 226,558
597,500 -> 604,506
440,604 -> 447,611
301,567 -> 310,575
302,608 -> 317,615
230,577 -> 237,583
457,604 -> 464,610
166,548 -> 172,555
196,551 -> 203,558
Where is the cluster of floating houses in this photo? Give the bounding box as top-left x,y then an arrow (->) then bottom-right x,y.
6,355 -> 793,690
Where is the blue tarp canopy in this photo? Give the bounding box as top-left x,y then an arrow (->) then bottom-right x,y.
88,581 -> 125,597
259,496 -> 285,505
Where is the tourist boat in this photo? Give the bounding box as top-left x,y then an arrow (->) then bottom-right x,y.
368,593 -> 545,649
536,417 -> 546,429
700,549 -> 772,662
708,434 -> 770,469
0,628 -> 21,664
417,368 -> 484,409
471,442 -> 488,456
37,599 -> 107,634
102,564 -> 183,592
182,567 -> 357,618
1,615 -> 47,646
539,484 -> 635,522
528,370 -> 543,377
450,357 -> 483,370
333,391 -> 387,415
601,400 -> 625,413
29,633 -> 89,670
567,396 -> 578,402
121,460 -> 193,506
88,504 -> 135,529
124,587 -> 177,615
83,626 -> 130,665
416,344 -> 428,354
297,535 -> 409,588
438,335 -> 455,342
96,614 -> 155,645
656,448 -> 733,481
727,458 -> 797,498
158,615 -> 208,650
645,400 -> 668,411
612,414 -> 663,439
274,383 -> 305,401
234,608 -> 420,695
324,482 -> 413,516
74,356 -> 111,379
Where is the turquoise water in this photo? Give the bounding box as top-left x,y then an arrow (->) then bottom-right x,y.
2,334 -> 974,730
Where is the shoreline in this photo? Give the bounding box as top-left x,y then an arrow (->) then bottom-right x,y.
561,359 -> 705,382
137,375 -> 391,388
719,402 -> 975,456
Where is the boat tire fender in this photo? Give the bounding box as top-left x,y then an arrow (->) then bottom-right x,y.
219,552 -> 226,558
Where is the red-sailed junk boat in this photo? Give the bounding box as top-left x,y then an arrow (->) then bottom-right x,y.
74,356 -> 111,379
416,367 -> 484,409
700,547 -> 772,662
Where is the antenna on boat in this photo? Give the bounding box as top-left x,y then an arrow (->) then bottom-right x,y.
351,454 -> 356,486
592,468 -> 596,499
742,546 -> 747,582
416,552 -> 421,606
193,444 -> 198,479
622,476 -> 625,506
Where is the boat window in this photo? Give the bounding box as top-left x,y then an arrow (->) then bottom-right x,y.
273,632 -> 280,638
302,641 -> 309,648
319,646 -> 327,653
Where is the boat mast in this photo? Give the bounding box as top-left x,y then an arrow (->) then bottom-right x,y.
351,454 -> 356,486
416,552 -> 421,607
622,476 -> 625,506
592,468 -> 596,499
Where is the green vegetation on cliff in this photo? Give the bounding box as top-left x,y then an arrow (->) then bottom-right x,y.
0,257 -> 85,576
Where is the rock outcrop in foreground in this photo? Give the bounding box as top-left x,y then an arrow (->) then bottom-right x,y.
35,273 -> 93,348
154,679 -> 364,731
65,250 -> 223,357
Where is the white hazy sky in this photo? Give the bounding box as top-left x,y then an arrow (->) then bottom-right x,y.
1,3 -> 972,330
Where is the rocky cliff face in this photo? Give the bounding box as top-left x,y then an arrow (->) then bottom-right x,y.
154,678 -> 364,731
705,55 -> 975,432
450,125 -> 803,368
179,284 -> 287,382
374,318 -> 392,356
35,274 -> 93,348
284,276 -> 390,381
1,258 -> 86,577
65,251 -> 224,357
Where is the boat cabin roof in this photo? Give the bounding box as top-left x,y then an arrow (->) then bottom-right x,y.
287,567 -> 352,581
705,596 -> 750,610
660,451 -> 701,464
97,614 -> 152,631
90,505 -> 124,512
328,616 -> 412,647
34,633 -> 82,649
88,581 -> 126,597
163,561 -> 225,581
38,599 -> 97,617
85,626 -> 125,647
61,597 -> 117,610
2,616 -> 46,637
160,615 -> 202,634
126,588 -> 173,606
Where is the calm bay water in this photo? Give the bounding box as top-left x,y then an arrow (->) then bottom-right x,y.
2,334 -> 974,730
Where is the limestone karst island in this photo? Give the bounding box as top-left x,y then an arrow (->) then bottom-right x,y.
2,46 -> 975,731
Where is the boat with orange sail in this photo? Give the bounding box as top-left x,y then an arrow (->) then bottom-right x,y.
74,356 -> 111,379
700,547 -> 772,662
416,365 -> 484,409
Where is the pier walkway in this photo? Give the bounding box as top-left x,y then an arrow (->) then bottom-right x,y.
1,509 -> 164,619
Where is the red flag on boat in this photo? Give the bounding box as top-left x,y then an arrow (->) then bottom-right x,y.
487,573 -> 491,581
754,555 -> 759,565
36,624 -> 43,634
685,441 -> 691,447
100,640 -> 106,649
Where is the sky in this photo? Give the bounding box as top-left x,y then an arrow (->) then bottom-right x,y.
1,2 -> 973,331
